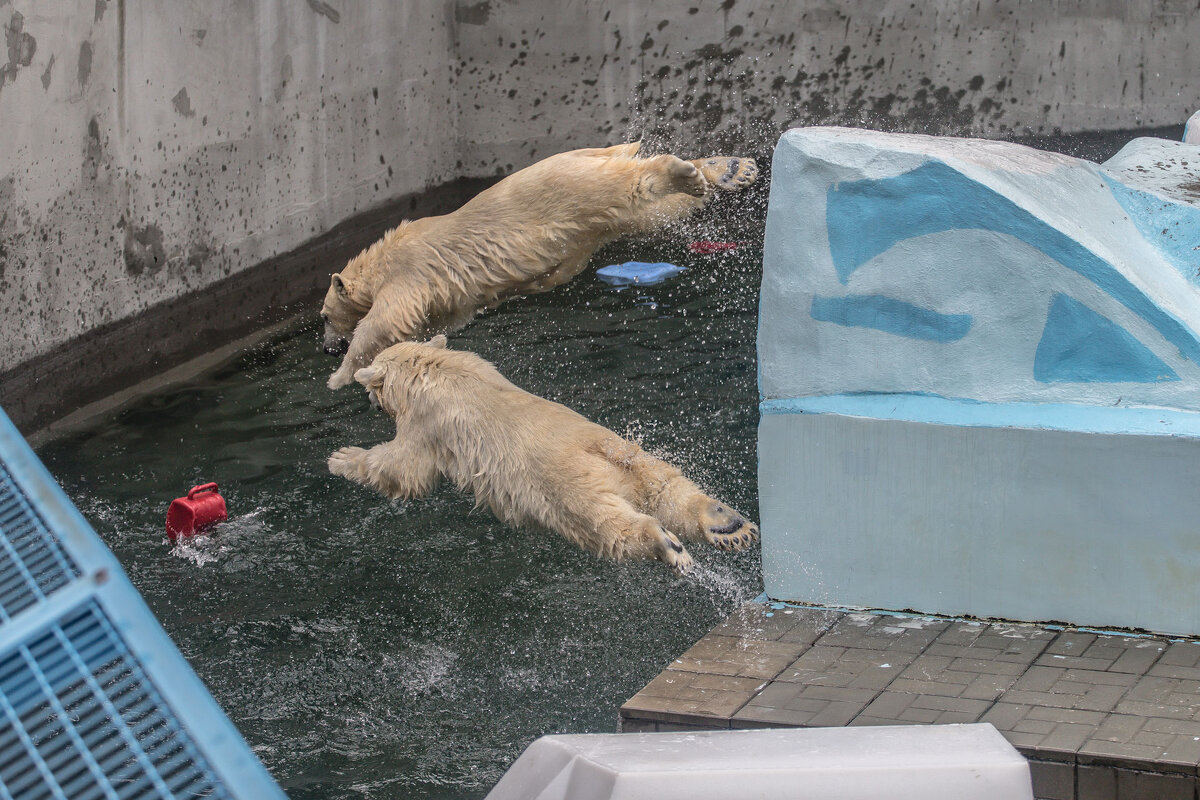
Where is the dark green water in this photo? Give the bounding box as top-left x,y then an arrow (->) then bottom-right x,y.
35,203 -> 767,798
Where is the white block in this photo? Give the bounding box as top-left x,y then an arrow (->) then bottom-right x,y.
486,725 -> 1032,800
758,127 -> 1200,633
760,403 -> 1200,635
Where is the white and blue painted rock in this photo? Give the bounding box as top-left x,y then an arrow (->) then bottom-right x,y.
1186,109 -> 1200,144
759,127 -> 1200,635
761,128 -> 1200,410
596,261 -> 686,286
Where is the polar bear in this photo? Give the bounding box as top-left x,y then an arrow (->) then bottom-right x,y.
321,142 -> 758,389
327,337 -> 759,573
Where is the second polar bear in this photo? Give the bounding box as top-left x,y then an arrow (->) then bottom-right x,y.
321,142 -> 758,389
327,337 -> 759,573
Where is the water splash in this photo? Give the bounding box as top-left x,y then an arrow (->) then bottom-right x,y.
168,508 -> 268,566
684,558 -> 759,607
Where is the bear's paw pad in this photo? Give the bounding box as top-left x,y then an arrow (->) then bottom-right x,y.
700,157 -> 758,192
705,512 -> 759,552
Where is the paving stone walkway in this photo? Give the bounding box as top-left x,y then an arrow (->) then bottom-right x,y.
620,602 -> 1200,800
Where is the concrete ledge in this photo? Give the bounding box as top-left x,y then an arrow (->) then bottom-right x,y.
621,603 -> 1200,800
758,404 -> 1200,636
0,177 -> 494,436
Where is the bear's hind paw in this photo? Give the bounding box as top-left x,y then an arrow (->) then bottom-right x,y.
655,527 -> 695,575
705,518 -> 759,552
697,157 -> 758,192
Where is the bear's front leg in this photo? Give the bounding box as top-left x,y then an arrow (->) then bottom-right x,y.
328,446 -> 370,482
328,299 -> 418,390
328,336 -> 378,389
644,154 -> 710,198
609,514 -> 695,575
328,440 -> 441,500
559,495 -> 695,575
645,519 -> 695,575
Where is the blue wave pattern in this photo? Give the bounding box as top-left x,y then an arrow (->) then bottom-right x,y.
823,161 -> 1200,371
1101,174 -> 1200,285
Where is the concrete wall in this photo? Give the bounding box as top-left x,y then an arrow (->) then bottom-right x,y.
2,0 -> 1199,431
0,0 -> 456,374
456,0 -> 1200,167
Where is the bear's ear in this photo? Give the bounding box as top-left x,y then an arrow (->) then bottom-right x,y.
354,365 -> 383,386
427,334 -> 448,349
331,273 -> 349,298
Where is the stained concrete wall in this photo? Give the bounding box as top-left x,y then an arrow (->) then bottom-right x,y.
2,0 -> 1199,431
455,0 -> 1200,170
0,0 -> 457,375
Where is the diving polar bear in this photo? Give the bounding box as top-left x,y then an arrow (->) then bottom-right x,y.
327,337 -> 759,573
321,142 -> 758,389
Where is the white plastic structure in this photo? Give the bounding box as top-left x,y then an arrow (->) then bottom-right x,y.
486,724 -> 1033,800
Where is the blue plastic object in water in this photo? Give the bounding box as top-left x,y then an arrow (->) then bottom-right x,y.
596,261 -> 687,286
0,405 -> 285,799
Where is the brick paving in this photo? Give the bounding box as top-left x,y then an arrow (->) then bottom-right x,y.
620,602 -> 1200,800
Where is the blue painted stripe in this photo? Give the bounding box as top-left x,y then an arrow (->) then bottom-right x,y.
760,393 -> 1200,438
1101,174 -> 1200,285
811,294 -> 972,341
1034,293 -> 1178,383
825,161 -> 1200,365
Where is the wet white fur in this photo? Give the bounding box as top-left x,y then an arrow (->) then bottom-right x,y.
328,338 -> 759,572
322,143 -> 757,389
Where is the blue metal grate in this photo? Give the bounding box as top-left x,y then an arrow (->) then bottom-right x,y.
0,406 -> 285,799
0,601 -> 229,799
0,461 -> 79,621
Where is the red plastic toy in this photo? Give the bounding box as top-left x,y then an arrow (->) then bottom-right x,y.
166,483 -> 228,541
688,240 -> 741,255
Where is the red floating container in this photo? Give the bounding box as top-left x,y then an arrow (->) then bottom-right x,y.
166,482 -> 228,541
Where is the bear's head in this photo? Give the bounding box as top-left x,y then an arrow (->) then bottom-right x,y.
353,336 -> 515,419
352,335 -> 450,416
321,222 -> 415,357
320,271 -> 371,357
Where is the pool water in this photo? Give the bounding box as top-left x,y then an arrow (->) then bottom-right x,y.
35,200 -> 768,799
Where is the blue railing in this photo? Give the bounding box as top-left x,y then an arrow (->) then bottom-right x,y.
0,407 -> 285,799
